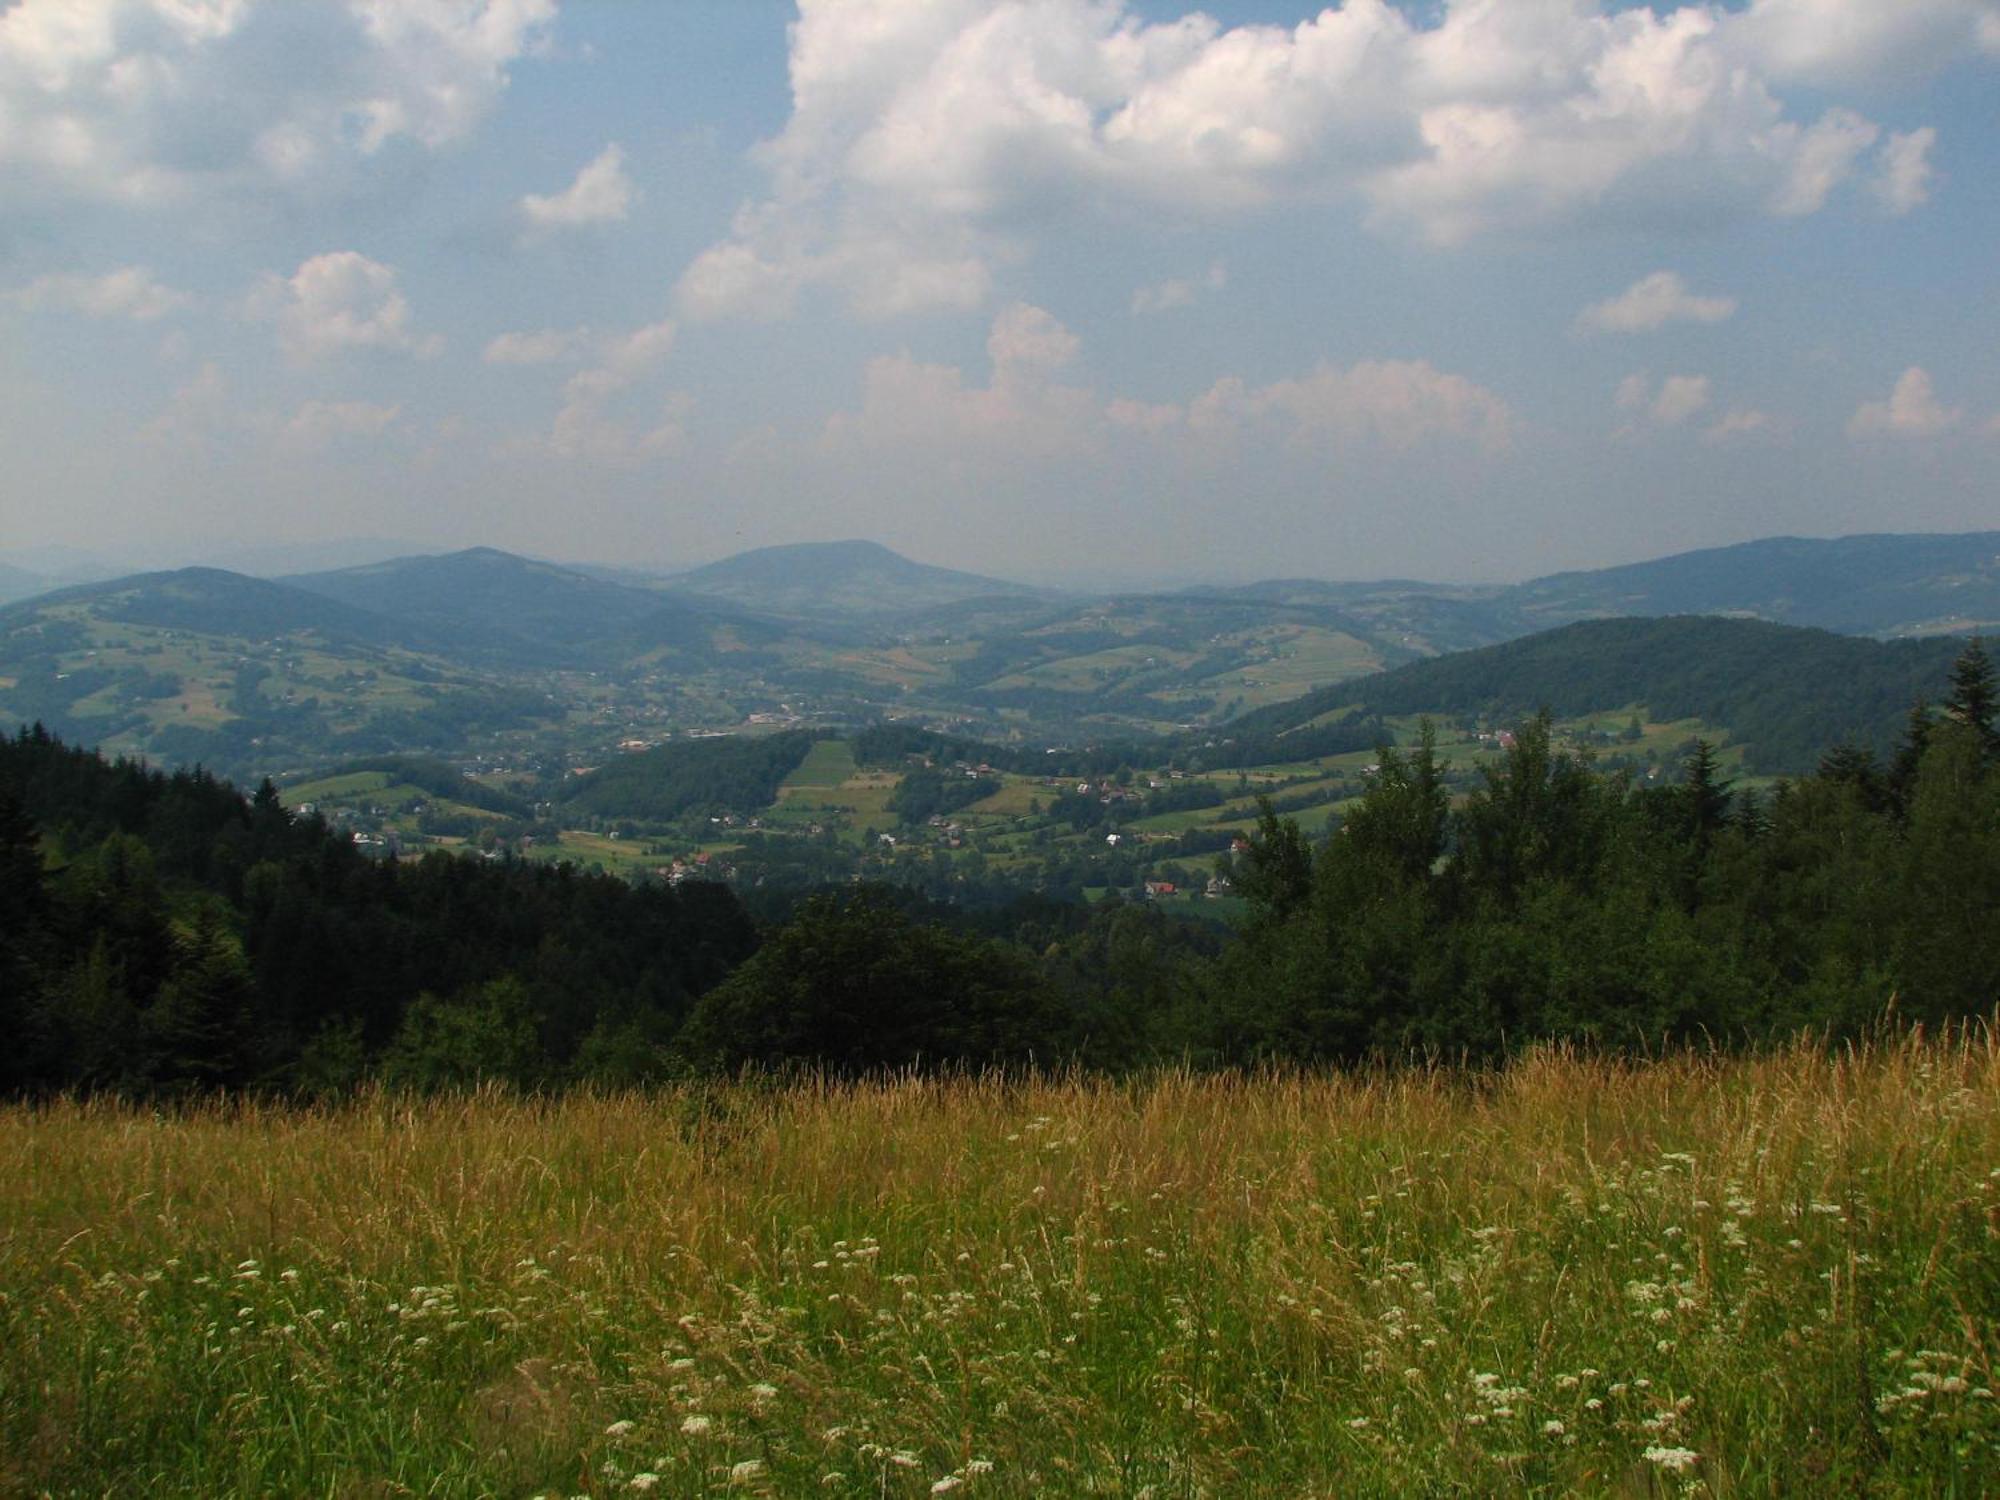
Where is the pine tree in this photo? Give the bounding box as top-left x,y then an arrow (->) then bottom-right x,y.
1817,743 -> 1888,813
1943,636 -> 1998,761
144,908 -> 256,1091
1682,739 -> 1733,848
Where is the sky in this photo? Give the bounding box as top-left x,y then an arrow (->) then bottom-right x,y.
1,0 -> 1997,586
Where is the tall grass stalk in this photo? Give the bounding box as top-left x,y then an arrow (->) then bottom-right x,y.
4,1030 -> 1998,1495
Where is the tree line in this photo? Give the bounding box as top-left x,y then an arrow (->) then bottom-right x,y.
1199,638 -> 1999,1059
2,640 -> 1995,1092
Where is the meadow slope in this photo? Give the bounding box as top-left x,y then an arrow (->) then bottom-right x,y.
5,1035 -> 1999,1496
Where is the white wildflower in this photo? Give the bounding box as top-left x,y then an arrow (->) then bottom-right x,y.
681,1414 -> 713,1436
1643,1446 -> 1701,1473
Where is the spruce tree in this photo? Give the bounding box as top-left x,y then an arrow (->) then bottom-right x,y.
144,908 -> 256,1091
1682,739 -> 1733,848
1943,636 -> 1998,760
1817,743 -> 1887,813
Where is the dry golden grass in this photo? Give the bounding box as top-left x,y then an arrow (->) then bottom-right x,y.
4,1032 -> 1999,1495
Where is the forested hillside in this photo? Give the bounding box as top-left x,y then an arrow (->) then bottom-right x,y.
559,731 -> 824,821
4,640 -> 1996,1092
1229,616 -> 1963,772
0,727 -> 758,1094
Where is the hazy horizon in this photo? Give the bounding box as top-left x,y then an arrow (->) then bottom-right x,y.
5,1 -> 1998,583
9,521 -> 2000,603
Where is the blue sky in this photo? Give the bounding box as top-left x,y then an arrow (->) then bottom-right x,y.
2,0 -> 1996,584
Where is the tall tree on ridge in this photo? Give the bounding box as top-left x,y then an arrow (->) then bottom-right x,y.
1943,636 -> 1997,761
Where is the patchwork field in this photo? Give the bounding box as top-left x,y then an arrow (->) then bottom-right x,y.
780,738 -> 860,790
770,747 -> 903,842
6,1033 -> 1997,1496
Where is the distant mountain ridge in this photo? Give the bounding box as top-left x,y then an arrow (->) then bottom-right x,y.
1509,531 -> 2000,637
4,566 -> 436,650
5,532 -> 1993,783
663,539 -> 1057,619
283,547 -> 672,659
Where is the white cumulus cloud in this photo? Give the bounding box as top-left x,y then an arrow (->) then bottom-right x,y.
345,0 -> 557,152
1704,408 -> 1774,443
1652,375 -> 1711,426
825,303 -> 1512,465
1616,372 -> 1712,428
505,315 -> 683,465
677,0 -> 1977,320
601,318 -> 676,378
986,302 -> 1078,374
824,303 -> 1097,461
1848,367 -> 1963,438
482,327 -> 589,365
251,250 -> 440,362
1577,272 -> 1737,335
9,265 -> 191,319
484,319 -> 674,375
1723,0 -> 2000,87
1768,108 -> 1880,216
0,0 -> 553,202
520,143 -> 633,232
1182,360 -> 1515,452
1873,129 -> 1939,216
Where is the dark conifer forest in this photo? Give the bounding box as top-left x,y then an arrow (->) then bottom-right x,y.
3,639 -> 1996,1094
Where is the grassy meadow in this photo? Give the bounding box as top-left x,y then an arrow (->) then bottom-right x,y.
5,1035 -> 1999,1497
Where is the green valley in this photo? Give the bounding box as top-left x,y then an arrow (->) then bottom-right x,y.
0,536 -> 1989,905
